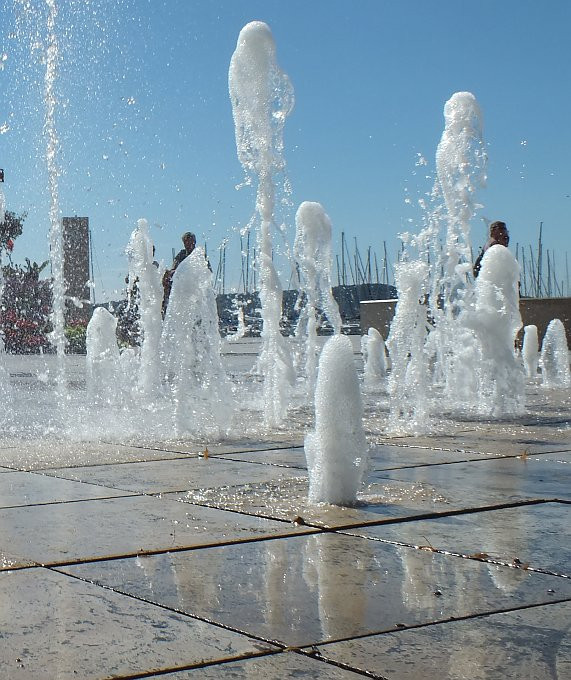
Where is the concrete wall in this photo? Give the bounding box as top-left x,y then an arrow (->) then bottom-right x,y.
520,298 -> 571,345
360,300 -> 398,340
361,297 -> 571,345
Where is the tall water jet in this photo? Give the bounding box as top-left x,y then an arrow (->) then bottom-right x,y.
126,218 -> 163,403
387,260 -> 431,433
160,248 -> 234,439
431,92 -> 487,405
361,327 -> 387,391
293,201 -> 342,396
44,0 -> 66,388
304,335 -> 367,505
540,319 -> 571,388
462,244 -> 525,416
522,325 -> 539,378
229,21 -> 295,427
0,183 -> 5,225
0,188 -> 11,405
435,92 -> 487,303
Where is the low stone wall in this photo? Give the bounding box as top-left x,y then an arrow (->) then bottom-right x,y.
361,297 -> 571,345
520,298 -> 571,345
360,300 -> 398,340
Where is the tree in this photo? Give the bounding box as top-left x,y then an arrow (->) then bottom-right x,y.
1,259 -> 52,354
0,210 -> 26,255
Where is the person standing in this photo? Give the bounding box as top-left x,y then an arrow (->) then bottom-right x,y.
473,221 -> 510,278
162,231 -> 196,315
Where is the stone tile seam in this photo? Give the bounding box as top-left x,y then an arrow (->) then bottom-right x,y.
335,533 -> 570,579
304,597 -> 571,649
74,649 -> 283,680
305,498 -> 562,534
28,527 -> 322,570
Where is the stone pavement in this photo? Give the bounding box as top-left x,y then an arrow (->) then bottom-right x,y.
0,408 -> 569,678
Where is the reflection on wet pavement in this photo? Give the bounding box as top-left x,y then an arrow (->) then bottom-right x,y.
2,411 -> 569,677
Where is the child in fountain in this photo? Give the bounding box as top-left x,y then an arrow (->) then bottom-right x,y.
473,221 -> 510,278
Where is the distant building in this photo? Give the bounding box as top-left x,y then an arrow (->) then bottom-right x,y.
62,216 -> 91,321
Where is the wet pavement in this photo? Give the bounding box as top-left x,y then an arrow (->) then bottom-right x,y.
0,401 -> 569,677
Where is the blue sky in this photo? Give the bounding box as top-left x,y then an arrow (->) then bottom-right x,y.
1,0 -> 570,300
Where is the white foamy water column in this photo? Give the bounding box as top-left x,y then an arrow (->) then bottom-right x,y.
45,0 -> 66,386
0,184 -> 5,225
436,92 -> 486,298
463,245 -> 525,415
86,307 -> 122,406
305,335 -> 367,505
294,201 -> 342,395
432,92 -> 487,405
387,261 -> 431,433
229,21 -> 295,427
522,325 -> 539,378
540,319 -> 570,388
126,219 -> 163,402
0,187 -> 10,404
362,327 -> 387,390
161,248 -> 234,439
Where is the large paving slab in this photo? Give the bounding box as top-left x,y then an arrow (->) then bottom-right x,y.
124,438 -> 306,456
146,651 -> 367,678
180,475 -> 454,529
0,440 -> 190,470
61,532 -> 571,648
218,443 -> 506,471
0,494 -> 313,568
343,501 -> 571,576
43,456 -> 307,494
0,470 -> 135,509
316,601 -> 571,679
528,450 -> 571,463
1,567 -> 275,679
370,456 -> 571,508
379,424 -> 571,456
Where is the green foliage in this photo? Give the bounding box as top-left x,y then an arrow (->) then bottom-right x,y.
65,321 -> 87,354
1,259 -> 52,353
0,210 -> 26,252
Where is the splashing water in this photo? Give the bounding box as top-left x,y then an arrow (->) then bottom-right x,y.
462,244 -> 525,416
44,0 -> 66,391
436,91 -> 487,292
522,325 -> 539,378
229,21 -> 295,428
161,247 -> 235,439
0,183 -> 5,225
86,306 -> 122,406
126,218 -> 163,403
427,93 -> 488,408
361,327 -> 387,391
387,260 -> 431,433
540,319 -> 570,388
294,201 -> 342,397
305,335 -> 367,506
